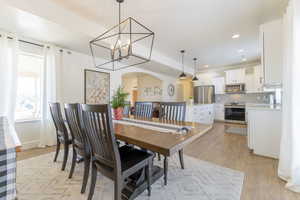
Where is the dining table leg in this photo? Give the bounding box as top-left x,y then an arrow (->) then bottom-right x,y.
164,157 -> 168,185
179,149 -> 185,169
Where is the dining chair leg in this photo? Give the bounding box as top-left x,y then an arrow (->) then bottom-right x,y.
61,143 -> 69,171
81,156 -> 90,194
88,163 -> 97,200
178,149 -> 185,169
68,149 -> 77,178
164,157 -> 168,186
146,161 -> 152,196
53,139 -> 60,162
114,178 -> 123,200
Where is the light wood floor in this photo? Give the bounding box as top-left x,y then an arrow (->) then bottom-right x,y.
17,122 -> 300,200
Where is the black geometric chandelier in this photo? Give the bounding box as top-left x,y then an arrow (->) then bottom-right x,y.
192,58 -> 199,82
89,0 -> 155,71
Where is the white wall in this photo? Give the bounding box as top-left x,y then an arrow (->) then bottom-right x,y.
17,49 -> 179,149
61,50 -> 179,103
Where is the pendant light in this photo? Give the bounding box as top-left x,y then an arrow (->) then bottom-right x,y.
192,58 -> 199,82
178,50 -> 187,80
89,0 -> 155,71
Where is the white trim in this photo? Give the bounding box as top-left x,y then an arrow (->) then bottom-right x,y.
21,140 -> 40,150
15,119 -> 41,124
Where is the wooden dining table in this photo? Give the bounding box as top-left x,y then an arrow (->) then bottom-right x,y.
113,117 -> 212,199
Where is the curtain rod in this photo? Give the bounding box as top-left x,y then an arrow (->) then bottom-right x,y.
0,34 -> 71,53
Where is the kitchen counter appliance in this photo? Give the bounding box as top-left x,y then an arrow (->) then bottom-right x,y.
224,102 -> 246,123
193,85 -> 215,104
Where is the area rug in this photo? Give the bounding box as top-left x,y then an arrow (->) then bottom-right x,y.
16,152 -> 244,200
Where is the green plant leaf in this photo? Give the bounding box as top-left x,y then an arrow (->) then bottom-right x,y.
111,86 -> 129,109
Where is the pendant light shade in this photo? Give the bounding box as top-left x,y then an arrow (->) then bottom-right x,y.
178,50 -> 187,80
89,0 -> 154,71
192,58 -> 199,82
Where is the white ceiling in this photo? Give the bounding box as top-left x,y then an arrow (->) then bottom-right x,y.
0,0 -> 287,75
49,0 -> 287,68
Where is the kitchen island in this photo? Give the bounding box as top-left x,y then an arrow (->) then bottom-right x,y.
246,104 -> 282,158
0,116 -> 21,199
185,104 -> 214,124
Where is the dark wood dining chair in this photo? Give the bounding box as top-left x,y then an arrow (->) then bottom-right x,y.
49,102 -> 72,171
123,101 -> 131,117
159,102 -> 186,122
81,104 -> 154,200
64,103 -> 90,194
158,102 -> 187,171
134,102 -> 153,118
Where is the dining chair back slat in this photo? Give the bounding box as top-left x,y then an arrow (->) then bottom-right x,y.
135,102 -> 153,118
81,104 -> 120,169
159,102 -> 186,121
64,104 -> 86,150
49,102 -> 69,140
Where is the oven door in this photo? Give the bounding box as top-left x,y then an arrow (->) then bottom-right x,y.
225,107 -> 245,122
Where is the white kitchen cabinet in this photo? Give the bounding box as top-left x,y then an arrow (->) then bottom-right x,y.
245,65 -> 264,93
212,77 -> 225,94
186,104 -> 214,124
247,107 -> 282,158
226,68 -> 246,84
214,103 -> 224,121
260,19 -> 283,85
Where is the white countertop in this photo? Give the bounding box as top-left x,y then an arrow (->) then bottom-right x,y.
246,103 -> 281,111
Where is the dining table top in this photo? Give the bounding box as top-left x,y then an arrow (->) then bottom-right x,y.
114,117 -> 213,156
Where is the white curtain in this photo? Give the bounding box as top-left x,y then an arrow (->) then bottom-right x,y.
278,0 -> 300,192
39,46 -> 60,147
0,33 -> 19,123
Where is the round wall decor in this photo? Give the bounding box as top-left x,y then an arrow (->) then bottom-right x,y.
167,84 -> 175,97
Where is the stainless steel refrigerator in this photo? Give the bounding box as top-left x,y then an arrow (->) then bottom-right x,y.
193,85 -> 215,104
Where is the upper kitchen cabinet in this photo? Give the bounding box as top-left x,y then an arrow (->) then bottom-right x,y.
212,77 -> 225,94
225,68 -> 246,84
245,65 -> 264,93
260,19 -> 283,85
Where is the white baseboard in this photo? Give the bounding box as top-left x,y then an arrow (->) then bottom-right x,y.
21,140 -> 40,150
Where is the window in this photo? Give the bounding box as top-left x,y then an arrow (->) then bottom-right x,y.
15,53 -> 44,121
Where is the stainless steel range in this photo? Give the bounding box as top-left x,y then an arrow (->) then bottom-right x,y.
224,102 -> 246,124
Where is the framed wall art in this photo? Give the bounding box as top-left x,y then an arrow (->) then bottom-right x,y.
84,69 -> 110,104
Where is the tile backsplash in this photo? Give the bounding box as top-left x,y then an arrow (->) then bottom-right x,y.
215,92 -> 274,104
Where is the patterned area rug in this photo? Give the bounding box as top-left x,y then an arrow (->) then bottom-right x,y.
17,152 -> 244,200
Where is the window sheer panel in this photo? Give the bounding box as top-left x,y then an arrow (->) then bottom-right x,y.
15,53 -> 43,121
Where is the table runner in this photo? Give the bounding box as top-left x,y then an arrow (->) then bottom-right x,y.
113,118 -> 192,134
0,118 -> 17,200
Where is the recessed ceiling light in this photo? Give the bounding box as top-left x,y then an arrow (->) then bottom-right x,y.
232,34 -> 240,39
238,49 -> 244,53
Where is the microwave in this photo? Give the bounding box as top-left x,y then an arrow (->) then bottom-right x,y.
225,84 -> 245,94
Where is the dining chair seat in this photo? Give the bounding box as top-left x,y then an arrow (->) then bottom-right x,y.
119,145 -> 154,174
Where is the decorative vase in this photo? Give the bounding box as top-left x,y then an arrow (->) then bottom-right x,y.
114,107 -> 123,120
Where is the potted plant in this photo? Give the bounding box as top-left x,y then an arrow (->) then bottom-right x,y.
111,87 -> 129,120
